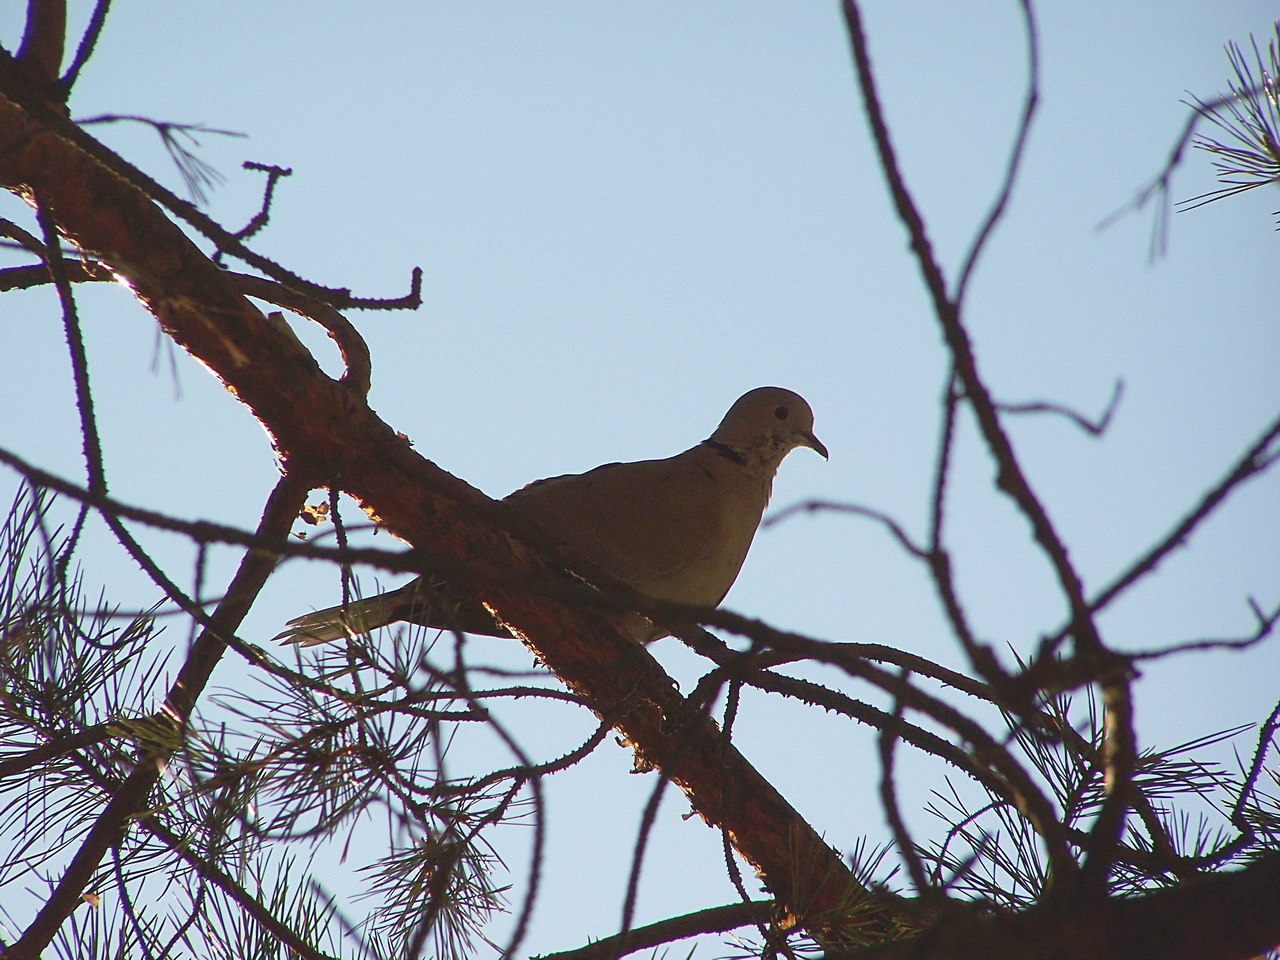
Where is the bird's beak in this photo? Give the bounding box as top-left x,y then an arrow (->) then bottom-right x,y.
801,431 -> 829,460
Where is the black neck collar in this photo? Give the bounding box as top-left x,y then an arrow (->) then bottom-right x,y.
701,438 -> 747,466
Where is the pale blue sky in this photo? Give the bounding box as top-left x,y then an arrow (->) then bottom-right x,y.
1,2 -> 1277,955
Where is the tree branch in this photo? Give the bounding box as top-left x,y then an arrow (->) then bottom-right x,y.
830,851 -> 1280,960
15,0 -> 65,89
0,56 -> 903,947
538,900 -> 778,960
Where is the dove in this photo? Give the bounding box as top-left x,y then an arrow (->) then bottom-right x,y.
276,386 -> 826,645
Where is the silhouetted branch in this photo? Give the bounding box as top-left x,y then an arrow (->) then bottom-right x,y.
0,51 -> 412,307
1087,409 -> 1280,619
954,0 -> 1039,306
15,0 -> 65,88
232,161 -> 293,244
765,500 -> 926,558
995,379 -> 1124,437
538,901 -> 778,960
880,672 -> 930,895
33,200 -> 101,573
56,0 -> 110,95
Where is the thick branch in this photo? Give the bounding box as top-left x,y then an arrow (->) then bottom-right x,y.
831,851 -> 1280,960
16,0 -> 66,88
0,57 -> 901,945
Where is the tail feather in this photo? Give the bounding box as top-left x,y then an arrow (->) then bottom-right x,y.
273,590 -> 406,646
274,578 -> 514,646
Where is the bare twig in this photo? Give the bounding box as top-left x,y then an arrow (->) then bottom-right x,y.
56,0 -> 110,95
231,161 -> 293,245
537,901 -> 778,960
1232,696 -> 1280,835
33,200 -> 102,576
234,273 -> 371,395
954,0 -> 1040,306
879,670 -> 930,895
1087,410 -> 1280,618
1127,597 -> 1279,661
765,500 -> 927,558
0,58 -> 416,308
717,680 -> 783,955
1079,670 -> 1137,893
996,378 -> 1125,437
928,368 -> 961,551
842,0 -> 1104,669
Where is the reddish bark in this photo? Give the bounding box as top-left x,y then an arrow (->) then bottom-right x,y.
0,48 -> 893,948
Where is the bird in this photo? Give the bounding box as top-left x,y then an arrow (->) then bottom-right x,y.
275,386 -> 827,646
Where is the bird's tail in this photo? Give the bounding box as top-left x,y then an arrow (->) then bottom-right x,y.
273,589 -> 405,646
274,577 -> 514,647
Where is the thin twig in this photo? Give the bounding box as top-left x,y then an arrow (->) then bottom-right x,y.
231,161 -> 293,244
0,59 -> 418,308
719,679 -> 782,955
1086,410 -> 1280,619
879,670 -> 929,895
537,901 -> 777,960
1127,597 -> 1279,661
57,0 -> 111,95
954,0 -> 1040,307
33,200 -> 103,582
996,379 -> 1125,437
764,500 -> 926,557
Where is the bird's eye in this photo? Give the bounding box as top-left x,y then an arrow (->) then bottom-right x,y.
774,405 -> 789,420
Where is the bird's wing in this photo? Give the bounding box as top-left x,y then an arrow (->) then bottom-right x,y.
506,443 -> 770,607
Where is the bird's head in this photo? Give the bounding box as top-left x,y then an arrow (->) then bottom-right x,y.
710,386 -> 828,467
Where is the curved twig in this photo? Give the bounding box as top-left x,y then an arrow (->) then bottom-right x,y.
995,378 -> 1124,438
953,0 -> 1040,307
1086,410 -> 1280,619
765,500 -> 927,558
